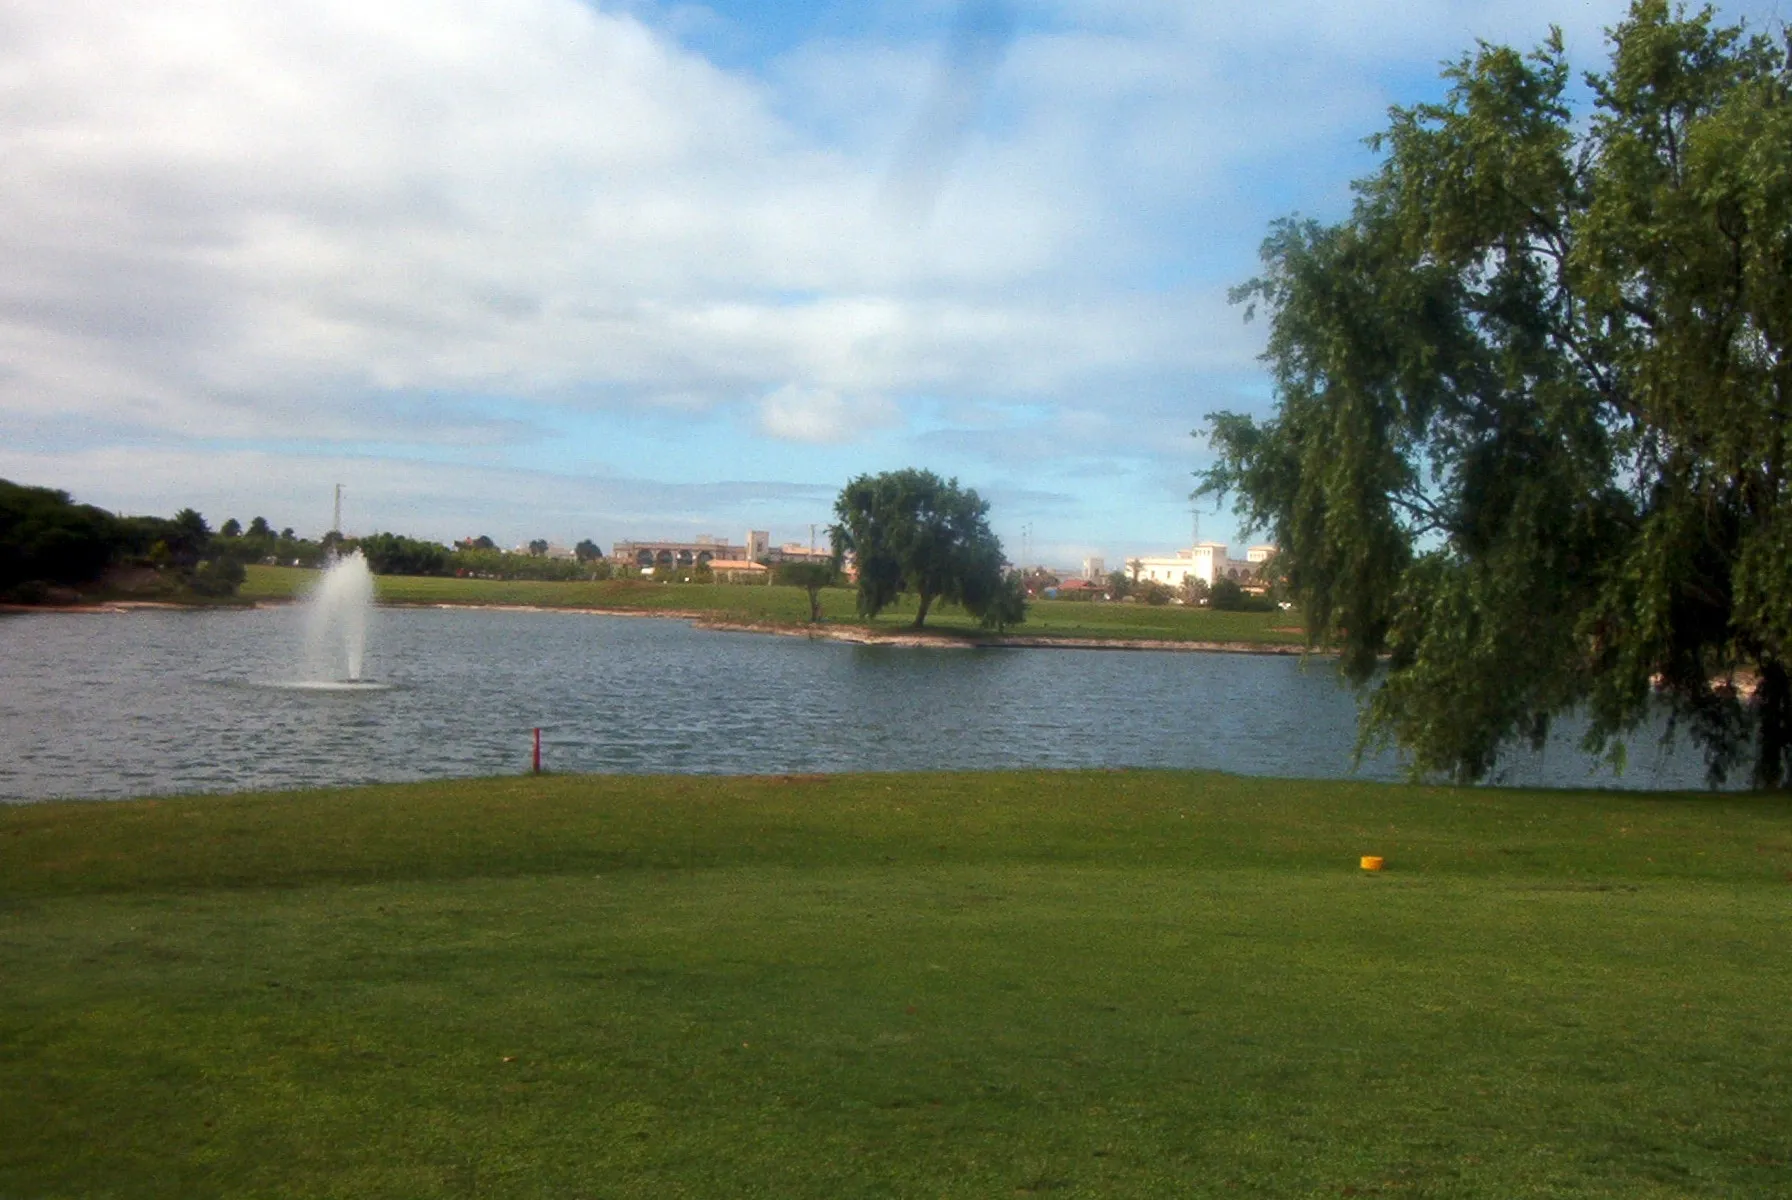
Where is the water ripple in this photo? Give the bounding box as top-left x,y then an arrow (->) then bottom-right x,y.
0,606 -> 1721,801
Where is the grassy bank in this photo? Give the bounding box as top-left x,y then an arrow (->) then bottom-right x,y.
4,770 -> 1790,1197
240,564 -> 1304,646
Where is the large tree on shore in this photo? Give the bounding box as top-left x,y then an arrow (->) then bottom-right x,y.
831,469 -> 1024,630
0,480 -> 123,592
1200,1 -> 1792,787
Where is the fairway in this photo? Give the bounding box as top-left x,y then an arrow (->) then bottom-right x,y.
239,565 -> 1305,646
4,771 -> 1790,1197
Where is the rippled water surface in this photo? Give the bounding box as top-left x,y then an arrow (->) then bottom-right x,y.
0,605 -> 1715,801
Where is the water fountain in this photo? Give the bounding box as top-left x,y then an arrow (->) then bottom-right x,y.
294,550 -> 384,689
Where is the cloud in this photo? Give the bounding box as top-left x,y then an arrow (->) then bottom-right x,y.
9,0 -> 1774,559
0,441 -> 835,546
755,384 -> 900,444
0,0 -> 1353,442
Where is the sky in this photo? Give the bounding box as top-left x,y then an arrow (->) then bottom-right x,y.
3,0 -> 1785,567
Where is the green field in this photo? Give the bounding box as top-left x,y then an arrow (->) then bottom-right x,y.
240,565 -> 1303,645
5,770 -> 1789,1197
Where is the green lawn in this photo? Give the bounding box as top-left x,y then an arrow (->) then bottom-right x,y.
4,771 -> 1789,1197
241,565 -> 1304,645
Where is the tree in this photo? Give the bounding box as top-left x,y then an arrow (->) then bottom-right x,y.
574,539 -> 602,563
248,516 -> 272,538
527,539 -> 549,557
1198,1 -> 1792,786
830,469 -> 1024,630
975,571 -> 1028,631
357,532 -> 449,576
167,509 -> 211,568
189,554 -> 245,597
0,479 -> 124,594
1136,579 -> 1173,606
775,560 -> 839,622
219,518 -> 242,538
1209,577 -> 1248,611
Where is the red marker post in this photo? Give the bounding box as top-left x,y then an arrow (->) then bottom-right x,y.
532,727 -> 542,774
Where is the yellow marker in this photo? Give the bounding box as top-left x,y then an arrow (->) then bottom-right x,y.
1360,855 -> 1385,872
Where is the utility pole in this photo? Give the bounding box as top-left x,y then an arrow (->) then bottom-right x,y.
332,484 -> 343,535
1189,503 -> 1200,547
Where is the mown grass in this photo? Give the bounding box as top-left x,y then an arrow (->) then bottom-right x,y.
4,770 -> 1790,1197
241,565 -> 1303,645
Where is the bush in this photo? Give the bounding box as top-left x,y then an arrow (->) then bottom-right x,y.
1137,580 -> 1173,606
189,556 -> 247,597
1210,577 -> 1274,612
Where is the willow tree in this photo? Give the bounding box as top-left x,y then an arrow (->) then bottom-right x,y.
831,469 -> 1024,630
1199,1 -> 1792,786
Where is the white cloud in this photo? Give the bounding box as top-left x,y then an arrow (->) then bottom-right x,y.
0,0 -> 1330,448
0,442 -> 833,546
8,0 -> 1774,553
755,384 -> 899,444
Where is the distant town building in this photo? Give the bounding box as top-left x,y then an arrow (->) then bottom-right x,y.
1124,543 -> 1277,589
611,534 -> 747,571
1082,556 -> 1105,582
611,529 -> 837,575
511,541 -> 576,559
771,541 -> 833,566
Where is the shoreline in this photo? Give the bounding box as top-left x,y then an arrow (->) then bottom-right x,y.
691,615 -> 1311,654
375,600 -> 1315,654
3,596 -> 1316,656
0,599 -> 231,614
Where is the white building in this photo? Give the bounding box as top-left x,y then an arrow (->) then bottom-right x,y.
1127,543 -> 1223,588
1124,543 -> 1277,589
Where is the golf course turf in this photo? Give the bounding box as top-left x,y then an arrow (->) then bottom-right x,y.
237,564 -> 1306,647
3,770 -> 1789,1197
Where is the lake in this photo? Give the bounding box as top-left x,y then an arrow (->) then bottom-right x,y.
0,605 -> 1718,802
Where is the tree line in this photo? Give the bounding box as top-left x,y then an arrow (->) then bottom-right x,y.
0,479 -> 618,601
0,480 -> 268,601
2,471 -> 1030,631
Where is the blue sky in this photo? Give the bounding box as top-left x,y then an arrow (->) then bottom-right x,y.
2,0 -> 1784,565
